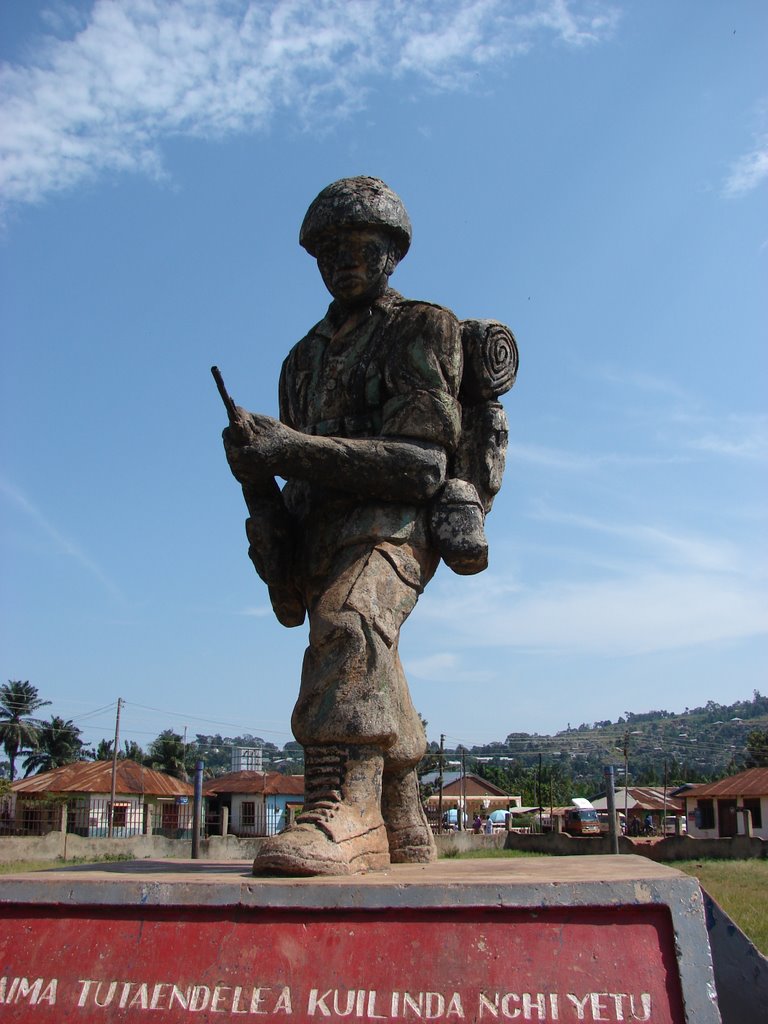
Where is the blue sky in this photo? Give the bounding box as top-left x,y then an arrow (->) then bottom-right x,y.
1,0 -> 766,757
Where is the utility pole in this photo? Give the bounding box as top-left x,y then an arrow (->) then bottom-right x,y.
604,765 -> 619,855
622,730 -> 629,828
438,734 -> 445,834
191,759 -> 204,859
459,748 -> 467,831
549,768 -> 554,820
663,757 -> 668,832
108,698 -> 123,839
537,754 -> 543,832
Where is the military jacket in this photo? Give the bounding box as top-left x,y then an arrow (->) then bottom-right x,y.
278,289 -> 463,569
279,288 -> 462,446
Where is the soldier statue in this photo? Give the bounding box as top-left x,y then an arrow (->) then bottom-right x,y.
220,176 -> 516,876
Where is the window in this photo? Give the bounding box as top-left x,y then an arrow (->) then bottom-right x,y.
697,799 -> 715,830
742,799 -> 762,829
241,802 -> 256,829
111,804 -> 128,829
161,803 -> 179,831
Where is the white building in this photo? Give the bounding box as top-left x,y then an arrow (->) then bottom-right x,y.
683,767 -> 767,840
230,746 -> 263,772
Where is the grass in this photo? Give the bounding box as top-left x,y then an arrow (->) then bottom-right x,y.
440,848 -> 768,956
4,850 -> 766,956
441,847 -> 544,859
0,854 -> 129,874
673,859 -> 768,956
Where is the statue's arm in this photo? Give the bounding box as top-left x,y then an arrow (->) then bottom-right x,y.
225,415 -> 447,504
225,302 -> 461,504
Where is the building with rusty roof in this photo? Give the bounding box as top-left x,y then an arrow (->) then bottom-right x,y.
682,767 -> 768,840
6,760 -> 193,839
590,786 -> 685,834
423,773 -> 522,828
203,771 -> 304,837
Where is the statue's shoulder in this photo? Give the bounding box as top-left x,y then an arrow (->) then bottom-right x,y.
387,291 -> 458,322
282,316 -> 330,372
384,293 -> 461,344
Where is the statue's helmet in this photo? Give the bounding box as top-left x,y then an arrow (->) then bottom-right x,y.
300,176 -> 412,260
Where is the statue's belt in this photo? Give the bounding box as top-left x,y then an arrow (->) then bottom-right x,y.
306,414 -> 376,438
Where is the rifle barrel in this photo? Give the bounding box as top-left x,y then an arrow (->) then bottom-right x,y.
211,365 -> 238,422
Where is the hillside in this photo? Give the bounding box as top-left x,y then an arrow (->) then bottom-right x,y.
433,691 -> 768,803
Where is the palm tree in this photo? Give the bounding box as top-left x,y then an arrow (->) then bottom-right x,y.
91,738 -> 147,763
122,739 -> 146,762
23,716 -> 85,776
147,729 -> 188,779
94,738 -> 114,761
0,681 -> 51,781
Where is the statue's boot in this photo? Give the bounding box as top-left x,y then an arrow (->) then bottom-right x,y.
382,767 -> 437,864
253,745 -> 390,876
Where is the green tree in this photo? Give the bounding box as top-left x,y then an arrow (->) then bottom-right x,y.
147,730 -> 189,779
22,716 -> 84,776
93,738 -> 148,763
122,740 -> 146,762
0,681 -> 51,781
94,738 -> 114,761
745,728 -> 768,768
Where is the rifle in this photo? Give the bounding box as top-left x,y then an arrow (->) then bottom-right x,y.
211,365 -> 244,430
210,364 -> 305,626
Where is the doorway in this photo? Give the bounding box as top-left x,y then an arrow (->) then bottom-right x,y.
717,799 -> 737,838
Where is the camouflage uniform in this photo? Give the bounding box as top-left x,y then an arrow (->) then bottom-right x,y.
279,288 -> 462,769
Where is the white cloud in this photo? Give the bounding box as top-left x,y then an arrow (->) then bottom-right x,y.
544,369 -> 768,469
0,475 -> 122,599
405,650 -> 495,683
596,367 -> 693,405
724,131 -> 768,197
515,0 -> 617,47
421,570 -> 768,657
531,507 -> 749,575
240,605 -> 272,618
686,414 -> 768,462
0,0 -> 617,209
511,441 -> 691,472
509,442 -> 601,471
420,500 -> 767,658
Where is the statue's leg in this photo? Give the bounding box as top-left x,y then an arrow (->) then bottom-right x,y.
333,539 -> 437,864
382,766 -> 436,864
253,539 -> 437,876
254,545 -> 395,877
381,653 -> 437,864
252,744 -> 389,876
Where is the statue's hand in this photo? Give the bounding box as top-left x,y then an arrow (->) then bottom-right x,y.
223,407 -> 260,483
245,413 -> 292,459
223,434 -> 257,484
222,411 -> 292,482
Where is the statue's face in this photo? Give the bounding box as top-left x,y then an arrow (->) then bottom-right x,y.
315,228 -> 395,305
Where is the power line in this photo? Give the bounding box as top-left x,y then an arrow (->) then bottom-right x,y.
125,702 -> 293,739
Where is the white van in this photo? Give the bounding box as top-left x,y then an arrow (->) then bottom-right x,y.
664,815 -> 686,835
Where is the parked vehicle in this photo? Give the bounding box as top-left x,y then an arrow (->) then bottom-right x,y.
441,809 -> 469,830
597,811 -> 626,834
563,798 -> 601,836
663,815 -> 687,835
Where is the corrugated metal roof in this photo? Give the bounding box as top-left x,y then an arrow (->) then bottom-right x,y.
441,774 -> 511,798
591,788 -> 683,813
11,760 -> 193,797
682,767 -> 768,799
628,787 -> 684,812
203,771 -> 305,797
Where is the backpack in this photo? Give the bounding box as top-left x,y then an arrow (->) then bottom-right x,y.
429,318 -> 518,575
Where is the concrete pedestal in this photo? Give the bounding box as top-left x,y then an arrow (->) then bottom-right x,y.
0,855 -> 720,1022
